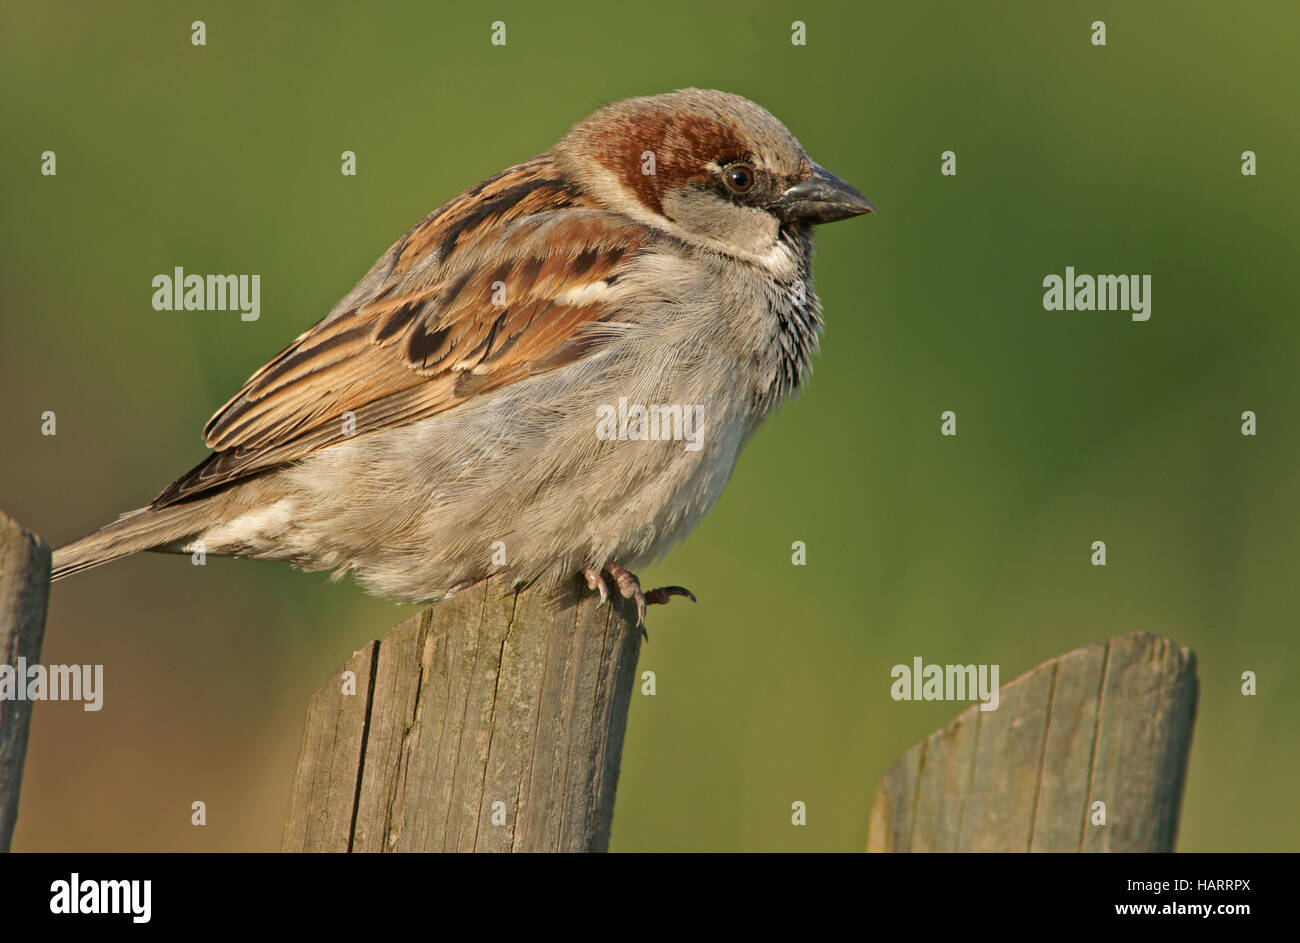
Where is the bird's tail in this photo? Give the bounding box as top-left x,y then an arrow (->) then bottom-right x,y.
51,502 -> 216,582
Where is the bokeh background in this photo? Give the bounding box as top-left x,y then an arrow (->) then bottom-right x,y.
2,0 -> 1297,852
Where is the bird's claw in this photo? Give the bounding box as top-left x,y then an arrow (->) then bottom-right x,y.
580,562 -> 696,632
581,564 -> 609,604
644,585 -> 697,606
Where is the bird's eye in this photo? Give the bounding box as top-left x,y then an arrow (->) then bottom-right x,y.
723,162 -> 756,193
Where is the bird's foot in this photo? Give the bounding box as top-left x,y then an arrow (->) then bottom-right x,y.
580,562 -> 696,632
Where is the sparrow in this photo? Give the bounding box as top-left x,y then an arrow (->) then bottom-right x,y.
52,89 -> 874,625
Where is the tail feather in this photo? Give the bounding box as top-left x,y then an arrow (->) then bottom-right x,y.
51,503 -> 215,582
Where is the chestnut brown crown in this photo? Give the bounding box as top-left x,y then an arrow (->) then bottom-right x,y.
553,88 -> 873,256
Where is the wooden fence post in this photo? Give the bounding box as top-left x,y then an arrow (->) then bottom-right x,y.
867,632 -> 1198,852
0,511 -> 52,852
283,574 -> 643,852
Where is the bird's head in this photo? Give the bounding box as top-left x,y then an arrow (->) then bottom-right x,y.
554,88 -> 874,259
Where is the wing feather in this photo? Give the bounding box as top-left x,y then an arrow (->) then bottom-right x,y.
152,156 -> 650,508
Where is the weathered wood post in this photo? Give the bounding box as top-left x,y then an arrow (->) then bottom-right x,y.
283,575 -> 643,852
0,511 -> 52,852
867,632 -> 1198,852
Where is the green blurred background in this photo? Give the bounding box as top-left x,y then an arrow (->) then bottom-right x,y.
2,1 -> 1297,851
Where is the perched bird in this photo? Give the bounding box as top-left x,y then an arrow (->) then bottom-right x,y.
52,89 -> 874,624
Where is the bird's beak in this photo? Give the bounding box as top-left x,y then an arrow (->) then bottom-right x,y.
776,163 -> 875,224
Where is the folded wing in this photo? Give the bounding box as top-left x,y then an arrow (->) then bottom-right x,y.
153,156 -> 650,508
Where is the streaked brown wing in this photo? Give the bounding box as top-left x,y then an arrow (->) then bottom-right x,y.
152,156 -> 650,508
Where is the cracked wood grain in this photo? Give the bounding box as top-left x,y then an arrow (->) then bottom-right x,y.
866,633 -> 1198,853
283,574 -> 642,852
0,511 -> 51,852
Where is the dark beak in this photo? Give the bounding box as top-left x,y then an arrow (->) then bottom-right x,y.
776,163 -> 875,224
